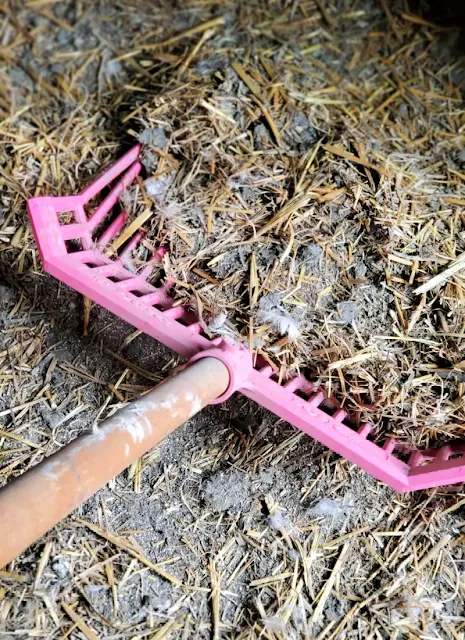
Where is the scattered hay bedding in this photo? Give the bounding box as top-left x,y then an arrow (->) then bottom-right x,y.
110,12 -> 465,449
3,0 -> 465,450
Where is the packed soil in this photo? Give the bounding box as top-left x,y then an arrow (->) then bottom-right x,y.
1,1 -> 465,638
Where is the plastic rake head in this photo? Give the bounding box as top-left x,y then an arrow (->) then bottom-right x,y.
27,145 -> 465,492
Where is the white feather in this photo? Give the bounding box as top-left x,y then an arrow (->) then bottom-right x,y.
257,294 -> 301,340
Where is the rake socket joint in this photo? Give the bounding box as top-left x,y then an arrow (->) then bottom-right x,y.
188,338 -> 253,403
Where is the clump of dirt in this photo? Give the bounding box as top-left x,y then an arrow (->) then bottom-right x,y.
202,470 -> 252,513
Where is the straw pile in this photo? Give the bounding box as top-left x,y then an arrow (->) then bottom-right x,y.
114,4 -> 465,450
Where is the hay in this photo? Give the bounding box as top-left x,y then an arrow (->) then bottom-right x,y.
106,1 -> 465,451
3,0 -> 465,447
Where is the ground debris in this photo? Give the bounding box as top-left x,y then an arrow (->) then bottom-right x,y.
1,0 -> 465,638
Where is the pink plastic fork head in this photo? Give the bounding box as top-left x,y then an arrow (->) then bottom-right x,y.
27,145 -> 465,492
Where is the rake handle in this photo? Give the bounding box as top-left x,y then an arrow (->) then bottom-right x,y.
0,357 -> 229,568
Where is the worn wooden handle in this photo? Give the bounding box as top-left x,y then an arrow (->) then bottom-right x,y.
0,357 -> 229,567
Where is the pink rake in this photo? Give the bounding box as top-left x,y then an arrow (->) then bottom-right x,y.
26,145 -> 465,493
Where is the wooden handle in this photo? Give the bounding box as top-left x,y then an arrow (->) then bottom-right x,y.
0,357 -> 229,567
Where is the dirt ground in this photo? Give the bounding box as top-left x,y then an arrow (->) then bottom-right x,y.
1,0 -> 465,638
2,276 -> 465,638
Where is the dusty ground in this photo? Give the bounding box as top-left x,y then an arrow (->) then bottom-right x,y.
2,276 -> 465,638
1,0 -> 465,638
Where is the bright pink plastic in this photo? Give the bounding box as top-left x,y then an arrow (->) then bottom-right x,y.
27,145 -> 465,492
